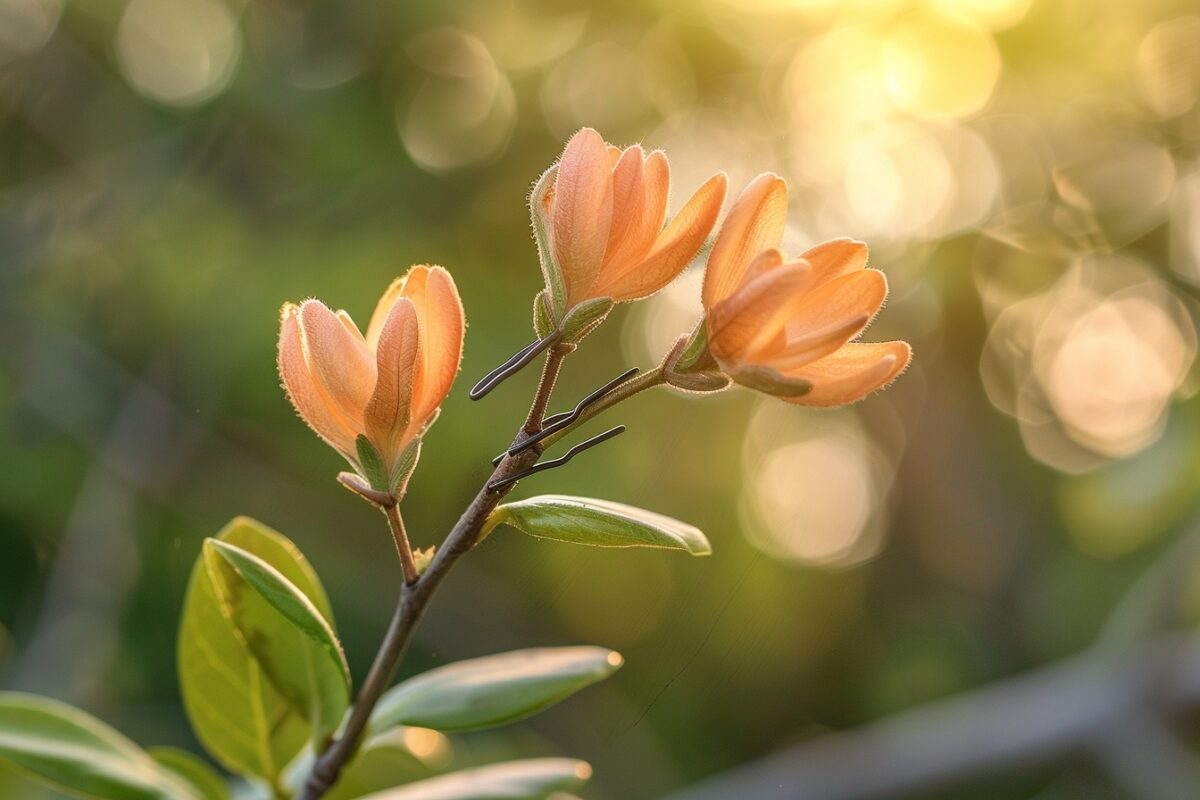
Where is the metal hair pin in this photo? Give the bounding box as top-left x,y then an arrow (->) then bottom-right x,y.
486,425 -> 626,493
491,367 -> 640,466
469,333 -> 561,400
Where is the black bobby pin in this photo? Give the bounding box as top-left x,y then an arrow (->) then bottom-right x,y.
469,334 -> 559,400
487,426 -> 626,492
491,368 -> 640,466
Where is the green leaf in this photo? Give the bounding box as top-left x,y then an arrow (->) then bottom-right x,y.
0,692 -> 196,800
490,496 -> 712,556
178,517 -> 333,784
532,290 -> 556,341
370,647 -> 622,734
205,539 -> 351,748
318,728 -> 451,800
356,758 -> 591,800
148,748 -> 229,800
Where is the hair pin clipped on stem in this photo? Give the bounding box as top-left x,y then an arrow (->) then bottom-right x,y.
487,425 -> 626,493
469,333 -> 561,400
492,367 -> 640,465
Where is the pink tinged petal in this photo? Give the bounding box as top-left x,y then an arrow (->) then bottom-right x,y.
702,173 -> 788,309
799,238 -> 869,287
594,172 -> 728,302
278,304 -> 358,456
782,341 -> 912,407
336,310 -> 366,343
550,128 -> 615,306
705,260 -> 813,363
392,265 -> 465,428
297,299 -> 376,433
365,298 -> 419,464
599,146 -> 650,271
745,268 -> 888,366
601,148 -> 670,275
365,276 -> 408,351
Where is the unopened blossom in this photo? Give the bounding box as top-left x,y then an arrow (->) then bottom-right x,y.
532,127 -> 727,334
278,265 -> 464,493
671,174 -> 911,406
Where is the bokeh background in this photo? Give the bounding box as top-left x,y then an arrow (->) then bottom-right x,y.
3,0 -> 1200,797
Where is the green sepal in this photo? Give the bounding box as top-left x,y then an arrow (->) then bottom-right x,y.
390,440 -> 421,497
533,290 -> 556,340
675,319 -> 712,372
530,166 -> 567,323
728,364 -> 813,398
559,297 -> 614,344
356,435 -> 390,493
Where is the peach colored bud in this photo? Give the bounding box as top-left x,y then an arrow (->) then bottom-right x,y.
278,265 -> 465,494
692,174 -> 911,407
532,128 -> 727,334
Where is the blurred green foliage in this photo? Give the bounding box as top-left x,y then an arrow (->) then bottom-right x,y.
4,0 -> 1200,797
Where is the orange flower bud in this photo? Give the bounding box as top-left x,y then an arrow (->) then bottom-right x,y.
683,174 -> 911,407
278,265 -> 464,494
532,128 -> 727,337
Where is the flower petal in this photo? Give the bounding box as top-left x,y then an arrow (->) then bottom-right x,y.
600,146 -> 652,271
297,299 -> 376,433
550,128 -> 615,306
365,277 -> 408,351
278,304 -> 359,456
781,341 -> 912,407
702,173 -> 788,309
594,172 -> 728,302
799,238 -> 868,287
748,269 -> 888,364
706,259 -> 813,363
365,297 -> 419,464
396,265 -> 465,426
601,148 -> 670,275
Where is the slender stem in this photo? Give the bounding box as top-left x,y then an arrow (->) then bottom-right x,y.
535,366 -> 666,452
298,345 -> 572,800
384,504 -> 419,585
523,344 -> 571,435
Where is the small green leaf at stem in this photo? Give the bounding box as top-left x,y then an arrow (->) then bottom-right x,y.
368,646 -> 622,734
489,495 -> 712,555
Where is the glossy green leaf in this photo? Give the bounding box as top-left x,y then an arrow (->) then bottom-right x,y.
148,748 -> 229,800
178,517 -> 333,784
318,728 -> 451,800
357,758 -> 591,800
370,647 -> 622,734
0,692 -> 195,800
205,539 -> 351,748
490,496 -> 711,555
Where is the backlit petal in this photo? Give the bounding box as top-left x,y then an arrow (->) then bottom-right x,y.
395,265 -> 465,426
297,299 -> 376,433
799,238 -> 869,288
550,128 -> 614,306
365,298 -> 418,463
278,304 -> 358,456
706,260 -> 813,363
702,173 -> 788,309
594,172 -> 728,302
781,341 -> 912,407
746,269 -> 887,363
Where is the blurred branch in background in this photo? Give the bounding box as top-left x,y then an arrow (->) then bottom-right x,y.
669,524 -> 1200,800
